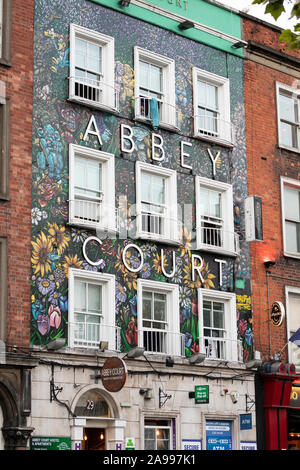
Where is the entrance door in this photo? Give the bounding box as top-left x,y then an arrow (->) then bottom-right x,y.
82,428 -> 106,450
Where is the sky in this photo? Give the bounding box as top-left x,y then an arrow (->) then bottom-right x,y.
216,0 -> 296,29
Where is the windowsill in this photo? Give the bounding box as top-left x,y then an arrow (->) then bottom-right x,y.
68,96 -> 119,115
283,251 -> 300,260
0,58 -> 11,68
278,144 -> 300,155
197,243 -> 238,257
68,219 -> 118,235
0,194 -> 9,201
193,132 -> 234,149
134,115 -> 180,133
137,232 -> 181,246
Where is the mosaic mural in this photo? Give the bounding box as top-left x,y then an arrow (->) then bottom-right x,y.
31,0 -> 253,362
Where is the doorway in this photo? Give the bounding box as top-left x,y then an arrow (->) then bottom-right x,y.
82,428 -> 106,450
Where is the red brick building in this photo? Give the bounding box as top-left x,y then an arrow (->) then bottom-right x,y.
242,13 -> 300,450
0,0 -> 36,450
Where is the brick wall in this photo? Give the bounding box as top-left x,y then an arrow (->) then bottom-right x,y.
0,0 -> 34,347
243,17 -> 300,361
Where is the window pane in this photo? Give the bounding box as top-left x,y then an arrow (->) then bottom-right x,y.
213,302 -> 225,329
206,83 -> 218,110
75,156 -> 86,192
154,293 -> 166,322
87,160 -> 102,193
88,284 -> 102,314
150,64 -> 162,93
286,221 -> 299,253
210,190 -> 221,218
86,42 -> 101,73
280,93 -> 297,123
141,172 -> 151,201
197,80 -> 206,106
198,80 -> 218,110
280,121 -> 297,148
75,38 -> 86,69
157,428 -> 170,450
285,187 -> 300,221
152,175 -> 165,205
203,300 -> 211,327
143,294 -> 152,320
140,61 -> 149,89
75,280 -> 86,312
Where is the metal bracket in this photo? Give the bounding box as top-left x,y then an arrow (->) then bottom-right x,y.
245,394 -> 255,412
159,388 -> 172,408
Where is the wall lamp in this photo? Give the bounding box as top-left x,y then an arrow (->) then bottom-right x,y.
246,359 -> 263,369
189,353 -> 206,365
119,0 -> 131,6
166,356 -> 174,367
99,341 -> 109,352
264,260 -> 276,269
125,346 -> 145,359
46,338 -> 66,351
231,40 -> 248,49
179,20 -> 195,30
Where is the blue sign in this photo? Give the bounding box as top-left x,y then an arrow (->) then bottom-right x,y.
240,414 -> 252,430
206,420 -> 232,450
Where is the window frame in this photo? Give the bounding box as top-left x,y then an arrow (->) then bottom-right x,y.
192,67 -> 232,147
285,286 -> 300,369
136,161 -> 180,245
276,82 -> 300,153
134,46 -> 177,131
137,279 -> 182,357
68,268 -> 116,350
0,237 -> 7,343
198,288 -> 238,362
281,176 -> 300,259
69,144 -> 116,233
0,0 -> 12,66
144,419 -> 173,451
69,24 -> 116,111
0,96 -> 9,200
195,176 -> 236,256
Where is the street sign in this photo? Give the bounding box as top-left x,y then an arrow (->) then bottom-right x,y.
195,385 -> 209,404
30,437 -> 71,450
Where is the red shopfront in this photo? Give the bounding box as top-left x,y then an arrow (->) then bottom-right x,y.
262,364 -> 300,450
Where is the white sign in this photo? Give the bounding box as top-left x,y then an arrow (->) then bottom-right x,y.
182,439 -> 202,451
240,441 -> 257,450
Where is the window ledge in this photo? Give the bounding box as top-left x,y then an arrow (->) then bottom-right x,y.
68,219 -> 118,236
278,144 -> 300,155
134,115 -> 180,133
197,244 -> 238,258
137,233 -> 181,246
68,96 -> 119,115
283,251 -> 300,260
193,133 -> 234,149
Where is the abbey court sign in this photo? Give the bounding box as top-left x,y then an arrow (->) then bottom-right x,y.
270,301 -> 285,327
101,357 -> 127,393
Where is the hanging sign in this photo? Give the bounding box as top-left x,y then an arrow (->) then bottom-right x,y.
240,414 -> 252,430
101,357 -> 127,393
270,301 -> 285,327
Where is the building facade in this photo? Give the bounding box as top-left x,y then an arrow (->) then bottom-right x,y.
0,0 -> 267,451
242,12 -> 300,450
0,0 -> 36,451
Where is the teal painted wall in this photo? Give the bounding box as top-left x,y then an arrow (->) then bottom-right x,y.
90,0 -> 244,57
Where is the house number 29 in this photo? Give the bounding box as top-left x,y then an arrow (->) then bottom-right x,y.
86,400 -> 94,410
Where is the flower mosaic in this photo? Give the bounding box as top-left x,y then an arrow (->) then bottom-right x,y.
30,0 -> 253,360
